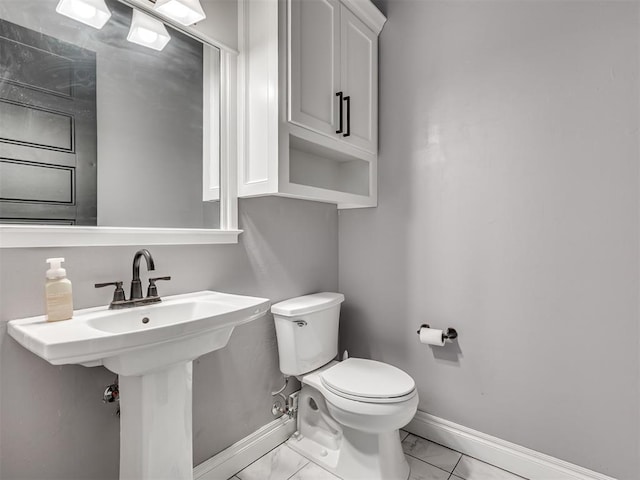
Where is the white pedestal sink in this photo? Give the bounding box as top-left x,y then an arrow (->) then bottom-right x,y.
8,291 -> 270,480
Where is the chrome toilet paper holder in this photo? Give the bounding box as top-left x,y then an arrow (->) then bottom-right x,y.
417,324 -> 458,342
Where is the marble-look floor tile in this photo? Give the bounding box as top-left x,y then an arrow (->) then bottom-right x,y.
236,445 -> 309,480
452,456 -> 526,480
400,429 -> 410,441
402,434 -> 462,472
406,455 -> 450,480
289,461 -> 340,480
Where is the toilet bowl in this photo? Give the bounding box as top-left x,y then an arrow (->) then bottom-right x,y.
272,293 -> 418,480
316,358 -> 418,434
289,359 -> 418,480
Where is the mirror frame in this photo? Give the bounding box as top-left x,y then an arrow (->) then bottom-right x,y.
0,0 -> 240,248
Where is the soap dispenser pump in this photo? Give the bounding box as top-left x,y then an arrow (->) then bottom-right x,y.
45,257 -> 73,322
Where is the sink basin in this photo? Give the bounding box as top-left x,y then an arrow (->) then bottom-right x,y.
8,290 -> 270,480
8,290 -> 270,376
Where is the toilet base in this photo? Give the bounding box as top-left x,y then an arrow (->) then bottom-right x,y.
287,426 -> 409,480
288,371 -> 415,480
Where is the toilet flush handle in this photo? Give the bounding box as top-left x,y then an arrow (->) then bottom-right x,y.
294,320 -> 307,327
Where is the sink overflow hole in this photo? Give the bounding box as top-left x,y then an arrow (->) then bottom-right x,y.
142,317 -> 150,324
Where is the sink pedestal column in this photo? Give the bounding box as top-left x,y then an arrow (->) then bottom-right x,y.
119,362 -> 193,480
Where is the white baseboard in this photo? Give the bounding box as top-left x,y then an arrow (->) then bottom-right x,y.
191,410 -> 616,480
194,416 -> 296,480
405,411 -> 616,480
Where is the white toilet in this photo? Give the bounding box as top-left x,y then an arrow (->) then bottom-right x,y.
272,292 -> 418,480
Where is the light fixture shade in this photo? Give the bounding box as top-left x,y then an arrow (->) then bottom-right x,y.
153,0 -> 206,26
127,10 -> 171,51
56,0 -> 111,29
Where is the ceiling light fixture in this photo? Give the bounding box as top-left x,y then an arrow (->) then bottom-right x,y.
127,10 -> 171,51
153,0 -> 206,26
56,0 -> 111,29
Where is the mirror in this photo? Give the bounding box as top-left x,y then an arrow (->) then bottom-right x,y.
0,0 -> 220,229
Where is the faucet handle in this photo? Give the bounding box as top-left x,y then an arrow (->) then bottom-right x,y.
95,281 -> 126,303
147,276 -> 171,298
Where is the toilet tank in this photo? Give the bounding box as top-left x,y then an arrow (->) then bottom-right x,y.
271,292 -> 345,376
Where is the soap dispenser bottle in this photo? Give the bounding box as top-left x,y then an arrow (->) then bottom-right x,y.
45,257 -> 73,322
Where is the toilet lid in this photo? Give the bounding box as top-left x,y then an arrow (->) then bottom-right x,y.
320,358 -> 415,400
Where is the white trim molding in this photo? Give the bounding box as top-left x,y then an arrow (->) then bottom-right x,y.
341,0 -> 386,34
219,48 -> 239,231
405,411 -> 617,480
203,45 -> 221,203
189,409 -> 617,480
0,225 -> 242,248
194,416 -> 296,480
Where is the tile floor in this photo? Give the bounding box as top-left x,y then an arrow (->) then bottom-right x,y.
230,430 -> 527,480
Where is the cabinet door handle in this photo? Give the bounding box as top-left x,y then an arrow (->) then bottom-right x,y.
336,91 -> 344,134
343,95 -> 351,137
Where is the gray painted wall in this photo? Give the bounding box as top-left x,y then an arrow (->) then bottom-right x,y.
194,0 -> 238,50
0,196 -> 338,479
339,1 -> 639,479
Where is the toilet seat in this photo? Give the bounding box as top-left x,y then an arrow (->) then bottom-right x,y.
301,359 -> 419,435
320,358 -> 416,404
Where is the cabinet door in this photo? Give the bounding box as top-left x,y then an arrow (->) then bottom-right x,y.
288,0 -> 340,137
340,5 -> 377,153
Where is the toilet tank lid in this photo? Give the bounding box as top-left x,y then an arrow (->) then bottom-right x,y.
271,292 -> 345,317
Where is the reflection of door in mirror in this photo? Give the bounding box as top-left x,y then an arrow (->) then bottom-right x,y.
0,19 -> 97,225
0,0 -> 221,230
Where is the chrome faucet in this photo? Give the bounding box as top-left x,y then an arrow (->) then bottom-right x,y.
95,249 -> 171,309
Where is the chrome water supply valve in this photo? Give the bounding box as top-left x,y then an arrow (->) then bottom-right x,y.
271,376 -> 298,418
103,377 -> 119,403
103,376 -> 120,416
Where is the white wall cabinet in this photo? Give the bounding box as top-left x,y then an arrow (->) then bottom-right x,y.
288,0 -> 340,139
339,6 -> 378,154
239,0 -> 385,208
288,0 -> 377,155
